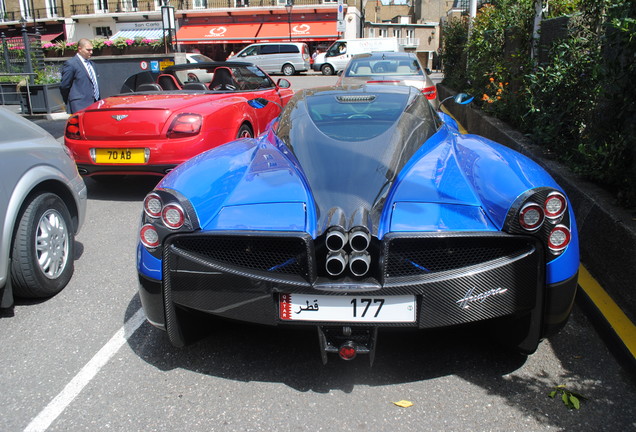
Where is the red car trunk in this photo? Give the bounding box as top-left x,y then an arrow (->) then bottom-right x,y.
80,94 -> 222,140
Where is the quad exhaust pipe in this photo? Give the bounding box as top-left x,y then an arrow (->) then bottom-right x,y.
323,206 -> 373,277
326,251 -> 348,276
349,251 -> 371,277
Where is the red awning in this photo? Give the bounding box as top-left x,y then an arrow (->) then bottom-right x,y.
256,21 -> 338,42
40,32 -> 64,43
177,23 -> 261,44
176,21 -> 338,44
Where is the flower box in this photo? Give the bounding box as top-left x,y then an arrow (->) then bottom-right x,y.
0,82 -> 23,105
23,83 -> 65,114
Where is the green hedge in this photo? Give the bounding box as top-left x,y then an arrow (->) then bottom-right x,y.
441,0 -> 635,206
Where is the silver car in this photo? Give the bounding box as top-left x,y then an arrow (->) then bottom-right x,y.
337,52 -> 439,108
0,107 -> 87,310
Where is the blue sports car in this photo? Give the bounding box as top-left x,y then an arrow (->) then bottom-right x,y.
136,85 -> 579,364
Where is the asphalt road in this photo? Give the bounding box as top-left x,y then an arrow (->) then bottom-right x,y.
1,73 -> 635,432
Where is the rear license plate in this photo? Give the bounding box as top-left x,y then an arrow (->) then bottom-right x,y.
94,148 -> 146,164
279,293 -> 416,323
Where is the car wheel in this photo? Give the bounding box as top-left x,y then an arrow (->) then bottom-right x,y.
11,192 -> 75,298
282,64 -> 295,76
236,124 -> 253,139
321,64 -> 334,76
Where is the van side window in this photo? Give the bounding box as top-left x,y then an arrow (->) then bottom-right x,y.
279,44 -> 300,54
241,46 -> 260,57
260,45 -> 279,54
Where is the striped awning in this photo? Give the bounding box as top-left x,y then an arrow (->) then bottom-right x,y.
109,28 -> 165,40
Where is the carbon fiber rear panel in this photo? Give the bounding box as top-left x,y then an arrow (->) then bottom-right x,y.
163,231 -> 543,329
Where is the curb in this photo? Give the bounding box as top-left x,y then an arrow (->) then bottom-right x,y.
437,84 -> 636,372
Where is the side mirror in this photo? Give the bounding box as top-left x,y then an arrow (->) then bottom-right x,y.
248,97 -> 283,111
454,93 -> 474,105
439,92 -> 474,108
277,78 -> 291,89
248,98 -> 268,109
337,70 -> 343,76
425,68 -> 432,75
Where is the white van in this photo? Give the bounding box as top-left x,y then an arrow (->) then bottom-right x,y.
228,42 -> 310,76
312,38 -> 404,76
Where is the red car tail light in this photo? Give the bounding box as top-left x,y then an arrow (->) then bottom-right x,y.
167,114 -> 202,138
544,192 -> 567,219
65,115 -> 81,139
548,225 -> 571,252
162,203 -> 185,229
366,80 -> 401,84
422,85 -> 437,100
143,193 -> 163,218
140,224 -> 160,248
338,343 -> 357,361
519,203 -> 544,231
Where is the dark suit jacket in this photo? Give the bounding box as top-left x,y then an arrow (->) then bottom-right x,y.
60,55 -> 99,114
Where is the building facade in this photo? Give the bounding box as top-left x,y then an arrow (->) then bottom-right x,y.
1,0 -> 464,65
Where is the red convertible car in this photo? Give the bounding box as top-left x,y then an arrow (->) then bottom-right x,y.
64,62 -> 294,178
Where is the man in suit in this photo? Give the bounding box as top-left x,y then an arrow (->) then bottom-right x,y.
60,38 -> 100,114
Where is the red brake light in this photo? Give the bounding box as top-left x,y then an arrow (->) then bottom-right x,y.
167,114 -> 202,138
65,115 -> 81,139
519,203 -> 544,231
162,204 -> 185,229
140,224 -> 160,248
548,225 -> 571,252
544,192 -> 567,219
422,85 -> 437,100
338,343 -> 357,361
366,80 -> 401,84
143,193 -> 163,218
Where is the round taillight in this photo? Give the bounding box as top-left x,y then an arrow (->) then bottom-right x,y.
162,204 -> 185,229
338,343 -> 357,361
519,203 -> 544,231
140,224 -> 160,248
144,193 -> 163,218
548,225 -> 571,252
544,192 -> 567,219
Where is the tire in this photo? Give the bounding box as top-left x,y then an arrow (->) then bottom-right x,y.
321,64 -> 334,76
282,63 -> 295,76
236,124 -> 253,139
11,193 -> 75,298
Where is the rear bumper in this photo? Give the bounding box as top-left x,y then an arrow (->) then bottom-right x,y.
77,163 -> 176,177
138,232 -> 576,343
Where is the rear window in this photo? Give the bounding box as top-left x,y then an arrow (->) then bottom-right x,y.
306,92 -> 408,141
261,45 -> 279,54
279,44 -> 300,54
346,58 -> 424,77
188,54 -> 213,63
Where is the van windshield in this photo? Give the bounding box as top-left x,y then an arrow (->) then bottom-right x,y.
327,41 -> 346,57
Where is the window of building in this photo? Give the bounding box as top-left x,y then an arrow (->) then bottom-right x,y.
393,28 -> 401,38
192,0 -> 206,9
95,26 -> 112,37
368,28 -> 375,38
95,0 -> 109,13
380,28 -> 388,38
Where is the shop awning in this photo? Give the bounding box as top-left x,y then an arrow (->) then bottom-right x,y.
176,21 -> 338,44
40,32 -> 64,43
110,28 -> 165,40
256,21 -> 338,42
176,23 -> 262,44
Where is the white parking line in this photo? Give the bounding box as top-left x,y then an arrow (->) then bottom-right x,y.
24,308 -> 146,432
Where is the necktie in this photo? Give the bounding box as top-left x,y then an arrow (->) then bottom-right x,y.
85,60 -> 99,101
